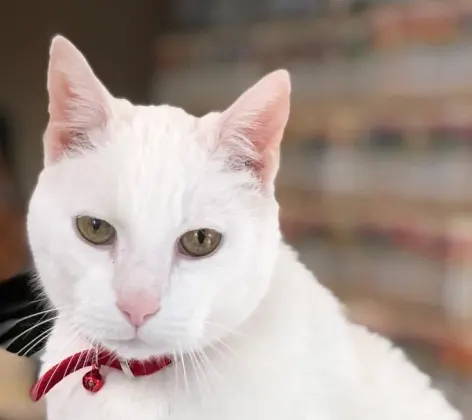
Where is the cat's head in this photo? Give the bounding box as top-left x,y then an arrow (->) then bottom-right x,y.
27,36 -> 290,360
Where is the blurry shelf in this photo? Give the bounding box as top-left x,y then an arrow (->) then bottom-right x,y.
283,98 -> 472,140
344,294 -> 472,369
159,1 -> 472,65
156,15 -> 367,65
278,190 -> 472,226
345,294 -> 453,344
155,2 -> 472,108
338,283 -> 470,342
344,296 -> 472,377
154,64 -> 472,112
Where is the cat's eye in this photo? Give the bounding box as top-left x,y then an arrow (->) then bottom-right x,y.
178,229 -> 222,258
76,216 -> 116,245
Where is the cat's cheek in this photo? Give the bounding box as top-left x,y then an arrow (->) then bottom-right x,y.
34,256 -> 72,308
137,302 -> 208,350
75,265 -> 114,295
71,267 -> 117,325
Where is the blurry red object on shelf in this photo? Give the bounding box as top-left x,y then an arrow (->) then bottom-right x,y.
441,339 -> 472,375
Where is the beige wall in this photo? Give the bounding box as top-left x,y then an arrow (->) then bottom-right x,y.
0,0 -> 157,198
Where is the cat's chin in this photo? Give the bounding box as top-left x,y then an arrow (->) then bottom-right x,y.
100,337 -> 177,361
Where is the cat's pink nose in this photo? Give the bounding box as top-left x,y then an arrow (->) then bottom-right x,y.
116,292 -> 160,328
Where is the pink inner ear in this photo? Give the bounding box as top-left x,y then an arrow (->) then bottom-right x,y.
44,36 -> 111,165
219,70 -> 291,184
45,73 -> 108,163
47,77 -> 87,162
237,110 -> 283,179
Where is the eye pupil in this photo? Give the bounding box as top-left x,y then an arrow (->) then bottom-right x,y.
91,219 -> 101,232
197,230 -> 206,245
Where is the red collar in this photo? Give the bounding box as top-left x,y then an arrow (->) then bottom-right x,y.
31,349 -> 172,401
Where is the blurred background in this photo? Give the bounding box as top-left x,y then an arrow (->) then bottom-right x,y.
1,0 -> 472,417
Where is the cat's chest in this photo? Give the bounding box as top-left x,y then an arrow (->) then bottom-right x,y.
45,369 -> 171,420
43,364 -> 311,420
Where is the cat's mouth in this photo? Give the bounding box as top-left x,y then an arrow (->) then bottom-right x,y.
83,326 -> 199,361
98,336 -> 174,361
81,332 -> 155,360
104,337 -> 141,346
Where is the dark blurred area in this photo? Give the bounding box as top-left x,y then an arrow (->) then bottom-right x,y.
1,0 -> 472,418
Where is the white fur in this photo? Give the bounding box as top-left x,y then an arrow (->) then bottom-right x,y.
27,36 -> 462,419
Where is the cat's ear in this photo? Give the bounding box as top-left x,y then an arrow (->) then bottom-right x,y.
219,70 -> 291,187
44,35 -> 112,165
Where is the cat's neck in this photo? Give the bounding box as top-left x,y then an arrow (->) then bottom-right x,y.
224,240 -> 353,371
242,241 -> 348,332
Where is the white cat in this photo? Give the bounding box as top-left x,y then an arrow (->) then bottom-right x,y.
27,35 -> 462,420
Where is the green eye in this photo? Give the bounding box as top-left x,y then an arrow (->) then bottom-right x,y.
179,229 -> 222,258
76,216 -> 116,245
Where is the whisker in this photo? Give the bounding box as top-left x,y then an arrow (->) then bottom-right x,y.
171,350 -> 180,395
6,317 -> 58,350
197,348 -> 221,385
59,325 -> 85,382
179,344 -> 189,396
16,326 -> 54,357
214,338 -> 239,357
23,296 -> 52,306
193,350 -> 209,386
42,326 -> 83,397
8,306 -> 58,326
188,349 -> 205,406
205,339 -> 240,368
205,320 -> 248,340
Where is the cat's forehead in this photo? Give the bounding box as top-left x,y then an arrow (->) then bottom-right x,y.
135,104 -> 199,131
51,104 -> 238,220
110,104 -> 212,170
124,104 -> 201,145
